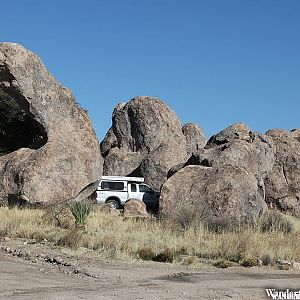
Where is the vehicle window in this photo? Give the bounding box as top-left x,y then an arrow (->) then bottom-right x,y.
139,184 -> 152,193
101,181 -> 124,190
131,184 -> 137,192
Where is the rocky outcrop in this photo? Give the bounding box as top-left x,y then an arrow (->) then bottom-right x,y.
265,129 -> 300,216
0,43 -> 102,206
160,123 -> 275,223
101,96 -> 189,191
192,123 -> 275,178
182,123 -> 206,157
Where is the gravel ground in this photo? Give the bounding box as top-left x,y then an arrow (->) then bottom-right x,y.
0,240 -> 299,300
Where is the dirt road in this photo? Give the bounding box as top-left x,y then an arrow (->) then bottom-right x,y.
0,243 -> 299,300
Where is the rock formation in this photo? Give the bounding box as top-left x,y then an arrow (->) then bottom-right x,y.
265,129 -> 300,216
101,96 -> 194,191
0,43 -> 102,206
182,123 -> 206,157
160,123 -> 275,223
192,123 -> 275,178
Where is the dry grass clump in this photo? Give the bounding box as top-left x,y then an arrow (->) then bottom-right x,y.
0,207 -> 65,242
182,255 -> 198,266
0,206 -> 299,266
240,256 -> 258,267
259,210 -> 294,234
56,229 -> 83,249
213,259 -> 233,268
153,248 -> 177,263
137,247 -> 156,261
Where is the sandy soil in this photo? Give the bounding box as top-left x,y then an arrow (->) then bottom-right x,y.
0,240 -> 299,300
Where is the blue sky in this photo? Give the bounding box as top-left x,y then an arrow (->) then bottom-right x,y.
1,0 -> 299,140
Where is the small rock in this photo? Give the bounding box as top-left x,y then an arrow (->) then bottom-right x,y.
24,239 -> 36,245
254,256 -> 263,266
292,262 -> 300,271
124,199 -> 149,218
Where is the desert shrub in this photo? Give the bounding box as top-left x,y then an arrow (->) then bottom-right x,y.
213,259 -> 233,268
56,229 -> 82,248
43,204 -> 73,229
177,246 -> 188,255
276,264 -> 290,270
137,247 -> 156,261
167,205 -> 202,230
262,254 -> 272,266
205,215 -> 242,233
240,256 -> 257,267
153,248 -> 177,263
69,201 -> 92,226
259,210 -> 294,234
227,252 -> 244,263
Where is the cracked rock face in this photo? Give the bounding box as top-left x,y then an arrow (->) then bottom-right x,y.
101,96 -> 189,191
191,123 -> 275,179
0,43 -> 102,205
160,123 -> 274,223
265,129 -> 300,216
182,123 -> 207,157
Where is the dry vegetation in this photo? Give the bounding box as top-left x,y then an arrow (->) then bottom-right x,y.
0,205 -> 299,268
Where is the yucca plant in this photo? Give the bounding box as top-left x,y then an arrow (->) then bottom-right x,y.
69,201 -> 92,226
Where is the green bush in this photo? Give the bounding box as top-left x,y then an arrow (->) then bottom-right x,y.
69,201 -> 92,226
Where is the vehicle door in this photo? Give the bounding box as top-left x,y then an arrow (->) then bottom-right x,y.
128,183 -> 140,200
138,184 -> 153,201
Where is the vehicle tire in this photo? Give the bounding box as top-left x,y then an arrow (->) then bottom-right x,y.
106,199 -> 120,209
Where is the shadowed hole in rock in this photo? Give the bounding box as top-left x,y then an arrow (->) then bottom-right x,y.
0,88 -> 47,156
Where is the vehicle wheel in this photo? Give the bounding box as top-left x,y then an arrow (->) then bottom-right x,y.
106,199 -> 120,209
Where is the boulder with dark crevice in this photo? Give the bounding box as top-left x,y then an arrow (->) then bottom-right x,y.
0,43 -> 102,206
101,96 -> 188,191
265,129 -> 300,216
0,89 -> 46,155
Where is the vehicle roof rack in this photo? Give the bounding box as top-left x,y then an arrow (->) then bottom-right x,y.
101,176 -> 144,183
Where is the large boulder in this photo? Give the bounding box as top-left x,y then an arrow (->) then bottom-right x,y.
160,123 -> 275,224
265,129 -> 300,216
101,96 -> 189,191
0,43 -> 102,206
182,123 -> 206,157
160,165 -> 267,223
